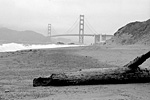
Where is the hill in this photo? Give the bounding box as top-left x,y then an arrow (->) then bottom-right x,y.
107,19 -> 150,45
0,27 -> 71,44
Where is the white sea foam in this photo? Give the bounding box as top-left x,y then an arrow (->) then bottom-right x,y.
0,43 -> 83,52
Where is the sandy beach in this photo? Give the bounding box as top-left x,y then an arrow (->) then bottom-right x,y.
0,44 -> 150,100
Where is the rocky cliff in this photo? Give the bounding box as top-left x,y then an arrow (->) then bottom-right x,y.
107,19 -> 150,45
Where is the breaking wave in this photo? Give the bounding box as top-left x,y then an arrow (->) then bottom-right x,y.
0,43 -> 82,52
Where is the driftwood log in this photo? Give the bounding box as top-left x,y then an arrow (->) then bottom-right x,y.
33,51 -> 150,87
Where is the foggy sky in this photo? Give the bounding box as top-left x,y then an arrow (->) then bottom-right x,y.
0,0 -> 149,36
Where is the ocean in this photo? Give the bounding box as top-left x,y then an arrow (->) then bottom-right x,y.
0,43 -> 83,52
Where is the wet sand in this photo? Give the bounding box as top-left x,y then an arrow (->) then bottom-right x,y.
0,44 -> 150,100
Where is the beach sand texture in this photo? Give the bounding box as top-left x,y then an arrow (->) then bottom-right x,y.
0,45 -> 150,100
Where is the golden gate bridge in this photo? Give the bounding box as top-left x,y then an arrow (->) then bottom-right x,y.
48,15 -> 111,44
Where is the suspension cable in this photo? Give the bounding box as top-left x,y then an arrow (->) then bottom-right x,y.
65,17 -> 79,33
85,18 -> 98,34
51,27 -> 59,35
85,22 -> 96,35
68,20 -> 79,33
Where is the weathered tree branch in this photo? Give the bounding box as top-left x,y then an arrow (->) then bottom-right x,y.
33,51 -> 150,87
123,51 -> 150,69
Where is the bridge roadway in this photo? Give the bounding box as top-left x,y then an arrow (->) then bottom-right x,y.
51,34 -> 103,44
51,34 -> 95,37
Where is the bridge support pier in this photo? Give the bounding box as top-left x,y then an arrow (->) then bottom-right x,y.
94,34 -> 102,44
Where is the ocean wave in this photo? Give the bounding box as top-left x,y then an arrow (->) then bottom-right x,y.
0,43 -> 82,52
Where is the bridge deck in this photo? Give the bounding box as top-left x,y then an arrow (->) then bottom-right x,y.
51,34 -> 95,37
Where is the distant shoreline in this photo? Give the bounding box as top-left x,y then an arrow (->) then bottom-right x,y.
0,42 -> 85,52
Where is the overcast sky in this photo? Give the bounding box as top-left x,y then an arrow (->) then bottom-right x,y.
0,0 -> 149,37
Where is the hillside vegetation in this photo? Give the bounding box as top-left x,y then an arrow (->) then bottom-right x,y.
107,19 -> 150,45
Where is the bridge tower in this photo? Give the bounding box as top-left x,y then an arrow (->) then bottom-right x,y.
48,24 -> 51,41
79,15 -> 84,44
